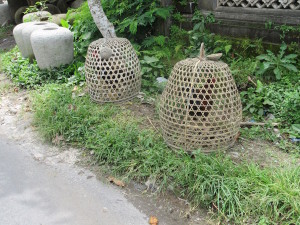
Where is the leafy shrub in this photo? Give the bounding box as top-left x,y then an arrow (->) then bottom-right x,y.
230,58 -> 258,91
256,43 -> 298,81
240,80 -> 274,117
265,79 -> 300,127
240,77 -> 300,134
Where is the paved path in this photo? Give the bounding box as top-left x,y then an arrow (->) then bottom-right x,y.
0,138 -> 148,225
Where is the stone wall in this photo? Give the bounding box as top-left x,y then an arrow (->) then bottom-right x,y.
198,0 -> 300,43
159,0 -> 300,43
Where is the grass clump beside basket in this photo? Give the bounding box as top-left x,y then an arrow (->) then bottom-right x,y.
32,83 -> 300,224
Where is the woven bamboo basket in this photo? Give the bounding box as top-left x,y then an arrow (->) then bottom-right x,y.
85,38 -> 141,103
159,44 -> 242,152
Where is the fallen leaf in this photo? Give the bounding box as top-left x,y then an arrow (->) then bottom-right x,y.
52,134 -> 64,145
235,132 -> 241,141
149,216 -> 158,225
68,104 -> 77,111
72,86 -> 78,92
108,176 -> 125,187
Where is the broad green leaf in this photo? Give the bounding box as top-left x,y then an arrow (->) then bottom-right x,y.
258,108 -> 264,116
129,21 -> 138,34
263,99 -> 275,106
154,8 -> 171,20
282,64 -> 298,72
291,124 -> 300,134
273,67 -> 281,80
225,45 -> 232,55
284,54 -> 298,60
257,54 -> 271,61
256,80 -> 263,93
263,62 -> 272,70
82,32 -> 92,40
143,56 -> 159,64
60,19 -> 69,28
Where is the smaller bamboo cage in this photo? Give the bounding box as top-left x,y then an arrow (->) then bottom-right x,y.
159,44 -> 242,152
85,38 -> 141,103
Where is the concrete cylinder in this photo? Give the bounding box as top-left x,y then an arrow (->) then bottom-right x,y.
31,27 -> 74,69
23,11 -> 52,23
0,2 -> 13,25
13,22 -> 35,58
22,22 -> 59,59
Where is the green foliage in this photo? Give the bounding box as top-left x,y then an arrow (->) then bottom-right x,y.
240,77 -> 300,138
140,55 -> 166,94
264,79 -> 300,128
25,0 -> 47,14
256,43 -> 298,81
68,0 -> 172,49
0,25 -> 13,40
230,58 -> 258,90
240,126 -> 299,154
32,84 -> 300,224
0,47 -> 85,88
187,11 -> 215,57
67,3 -> 100,59
101,0 -> 171,40
241,80 -> 274,117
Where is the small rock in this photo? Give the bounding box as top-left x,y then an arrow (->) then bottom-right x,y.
156,77 -> 168,83
90,150 -> 95,155
103,207 -> 108,213
229,151 -> 240,159
133,183 -> 147,192
267,113 -> 275,121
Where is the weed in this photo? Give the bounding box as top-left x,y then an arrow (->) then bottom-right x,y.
256,43 -> 298,81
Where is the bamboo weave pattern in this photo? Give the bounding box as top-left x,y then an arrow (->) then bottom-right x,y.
85,38 -> 141,103
159,45 -> 242,152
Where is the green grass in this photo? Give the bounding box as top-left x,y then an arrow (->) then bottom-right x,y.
0,47 -> 85,88
32,83 -> 300,224
240,126 -> 300,155
0,25 -> 13,40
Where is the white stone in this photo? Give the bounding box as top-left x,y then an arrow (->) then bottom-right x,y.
31,27 -> 74,69
50,13 -> 67,26
13,22 -> 35,58
0,2 -> 13,25
22,22 -> 59,59
23,11 -> 52,23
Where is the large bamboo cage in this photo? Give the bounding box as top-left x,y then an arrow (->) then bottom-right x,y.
159,44 -> 242,152
85,38 -> 141,103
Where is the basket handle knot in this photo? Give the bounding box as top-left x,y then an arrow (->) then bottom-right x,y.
198,43 -> 222,61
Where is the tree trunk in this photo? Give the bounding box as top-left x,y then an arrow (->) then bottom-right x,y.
87,0 -> 116,38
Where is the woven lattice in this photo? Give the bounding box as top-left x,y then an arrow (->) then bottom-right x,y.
159,44 -> 242,152
85,38 -> 141,103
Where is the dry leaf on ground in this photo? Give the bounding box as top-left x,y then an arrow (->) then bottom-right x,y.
149,216 -> 158,225
52,134 -> 64,145
107,176 -> 125,187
